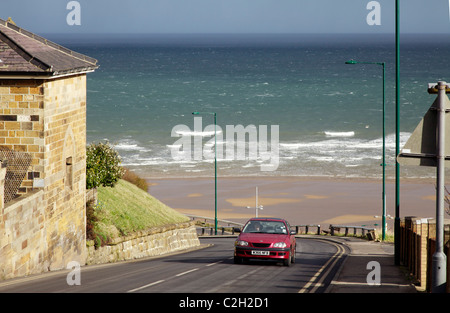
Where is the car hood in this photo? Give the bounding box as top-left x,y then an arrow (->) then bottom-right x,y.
238,232 -> 289,243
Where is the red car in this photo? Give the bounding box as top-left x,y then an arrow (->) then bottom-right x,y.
234,218 -> 297,266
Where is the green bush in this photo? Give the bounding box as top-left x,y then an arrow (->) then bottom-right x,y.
86,142 -> 124,189
122,167 -> 149,192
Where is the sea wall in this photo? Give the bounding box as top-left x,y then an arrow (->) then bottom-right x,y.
86,221 -> 200,265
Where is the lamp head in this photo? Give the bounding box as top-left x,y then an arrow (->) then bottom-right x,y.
192,112 -> 200,115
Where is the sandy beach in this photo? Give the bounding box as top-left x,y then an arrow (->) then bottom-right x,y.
147,176 -> 439,232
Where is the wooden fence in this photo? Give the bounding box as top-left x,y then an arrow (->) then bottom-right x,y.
399,216 -> 450,292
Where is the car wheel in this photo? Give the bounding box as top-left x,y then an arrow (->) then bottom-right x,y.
284,252 -> 291,266
234,256 -> 242,264
291,249 -> 296,264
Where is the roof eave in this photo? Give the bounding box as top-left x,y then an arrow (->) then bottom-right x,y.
0,18 -> 98,74
0,67 -> 98,80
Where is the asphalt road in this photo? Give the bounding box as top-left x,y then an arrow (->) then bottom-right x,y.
0,237 -> 347,294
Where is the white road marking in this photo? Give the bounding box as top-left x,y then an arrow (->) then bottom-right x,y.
175,268 -> 199,277
127,280 -> 165,293
298,240 -> 346,293
126,259 -> 226,293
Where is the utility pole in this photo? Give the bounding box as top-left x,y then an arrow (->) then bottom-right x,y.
397,81 -> 450,292
432,81 -> 447,293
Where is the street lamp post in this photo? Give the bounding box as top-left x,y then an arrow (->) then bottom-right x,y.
246,186 -> 263,217
394,0 -> 401,266
345,60 -> 386,241
192,111 -> 218,235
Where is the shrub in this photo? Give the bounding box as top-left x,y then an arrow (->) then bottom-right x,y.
86,199 -> 98,241
122,167 -> 149,192
86,142 -> 124,189
86,199 -> 109,248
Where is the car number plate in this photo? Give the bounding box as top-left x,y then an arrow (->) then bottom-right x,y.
251,250 -> 270,256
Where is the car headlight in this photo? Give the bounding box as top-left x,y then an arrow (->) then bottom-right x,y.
273,242 -> 287,248
236,240 -> 249,247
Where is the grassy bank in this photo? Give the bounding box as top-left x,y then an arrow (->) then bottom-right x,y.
88,179 -> 189,246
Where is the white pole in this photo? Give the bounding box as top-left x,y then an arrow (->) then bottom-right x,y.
255,187 -> 258,218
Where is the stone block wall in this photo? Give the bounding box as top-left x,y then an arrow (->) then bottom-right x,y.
86,222 -> 201,265
0,74 -> 87,279
0,190 -> 45,280
0,79 -> 45,195
41,74 -> 87,271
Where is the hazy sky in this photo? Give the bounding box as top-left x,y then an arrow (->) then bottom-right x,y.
1,0 -> 450,34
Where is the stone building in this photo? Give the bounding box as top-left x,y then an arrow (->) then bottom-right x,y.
0,18 -> 98,279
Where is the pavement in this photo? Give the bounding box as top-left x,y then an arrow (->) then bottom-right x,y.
325,237 -> 418,293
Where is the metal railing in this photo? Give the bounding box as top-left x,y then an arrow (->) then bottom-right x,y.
187,214 -> 376,239
198,226 -> 241,236
294,224 -> 321,235
328,224 -> 376,238
186,214 -> 244,236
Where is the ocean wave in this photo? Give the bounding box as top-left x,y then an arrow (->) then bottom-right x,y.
108,131 -> 416,179
113,139 -> 151,152
324,131 -> 355,137
175,130 -> 222,137
114,143 -> 142,151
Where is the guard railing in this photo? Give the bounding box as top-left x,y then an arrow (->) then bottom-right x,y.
328,224 -> 377,239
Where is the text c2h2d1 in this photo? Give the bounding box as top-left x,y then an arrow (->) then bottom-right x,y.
169,116 -> 280,172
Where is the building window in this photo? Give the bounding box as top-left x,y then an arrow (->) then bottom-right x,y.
65,156 -> 73,190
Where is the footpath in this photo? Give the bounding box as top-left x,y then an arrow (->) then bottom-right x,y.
325,237 -> 418,293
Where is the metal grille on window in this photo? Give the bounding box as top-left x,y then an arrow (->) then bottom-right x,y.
0,146 -> 32,204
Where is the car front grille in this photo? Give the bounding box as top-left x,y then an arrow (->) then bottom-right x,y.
251,242 -> 271,248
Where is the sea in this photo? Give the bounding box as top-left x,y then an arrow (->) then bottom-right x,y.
49,33 -> 450,180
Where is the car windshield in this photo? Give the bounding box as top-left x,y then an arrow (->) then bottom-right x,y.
242,220 -> 288,234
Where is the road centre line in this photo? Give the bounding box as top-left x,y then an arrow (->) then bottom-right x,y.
127,259 -> 227,292
127,268 -> 200,292
176,268 -> 199,276
298,240 -> 346,293
209,268 -> 260,293
206,260 -> 223,267
127,280 -> 165,293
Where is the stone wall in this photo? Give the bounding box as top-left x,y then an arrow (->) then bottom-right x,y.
86,221 -> 200,265
0,189 -> 46,280
0,79 -> 45,195
0,74 -> 87,279
41,74 -> 87,271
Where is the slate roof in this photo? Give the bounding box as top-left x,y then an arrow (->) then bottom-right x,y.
0,18 -> 98,77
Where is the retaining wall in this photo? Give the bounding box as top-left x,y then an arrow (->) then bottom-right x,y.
86,221 -> 200,265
